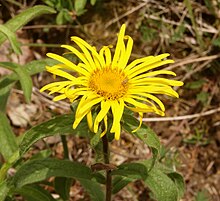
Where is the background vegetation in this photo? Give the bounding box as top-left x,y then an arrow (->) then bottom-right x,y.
0,0 -> 220,200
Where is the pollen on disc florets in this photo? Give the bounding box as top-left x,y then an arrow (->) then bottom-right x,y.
88,67 -> 129,100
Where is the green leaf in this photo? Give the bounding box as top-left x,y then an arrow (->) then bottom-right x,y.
24,58 -> 57,75
15,184 -> 56,201
122,114 -> 160,170
185,80 -> 205,89
54,177 -> 72,201
112,163 -> 148,180
212,37 -> 220,47
141,160 -> 184,201
112,160 -> 184,200
56,10 -> 65,25
144,168 -> 179,201
0,181 -> 10,201
90,0 -> 97,5
0,25 -> 21,54
195,190 -> 210,201
168,172 -> 185,199
111,162 -> 149,194
0,59 -> 56,112
0,112 -> 18,160
0,5 -> 56,45
112,176 -> 133,194
19,114 -> 90,156
74,0 -> 87,15
79,179 -> 105,201
29,150 -> 52,161
12,158 -> 92,188
0,62 -> 32,103
196,92 -> 209,105
0,81 -> 13,112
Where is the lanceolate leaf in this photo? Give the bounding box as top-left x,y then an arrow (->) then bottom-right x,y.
0,82 -> 13,112
112,176 -> 135,194
0,59 -> 59,112
12,158 -> 104,201
79,179 -> 105,201
0,25 -> 21,54
15,184 -> 56,201
54,177 -> 72,201
0,5 -> 56,45
0,181 -> 10,201
19,114 -> 90,156
0,112 -> 18,160
122,114 -> 161,170
0,62 -> 32,103
111,160 -> 184,201
144,168 -> 179,201
12,158 -> 92,188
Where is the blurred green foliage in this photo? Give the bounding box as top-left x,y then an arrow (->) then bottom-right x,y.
42,0 -> 98,24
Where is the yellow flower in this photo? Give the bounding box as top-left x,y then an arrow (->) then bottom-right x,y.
40,24 -> 183,140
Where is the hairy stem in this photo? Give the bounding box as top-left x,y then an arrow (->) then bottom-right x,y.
102,134 -> 112,201
61,135 -> 69,159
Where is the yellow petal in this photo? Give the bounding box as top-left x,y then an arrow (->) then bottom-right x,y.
132,112 -> 143,133
94,101 -> 111,133
128,60 -> 174,79
136,70 -> 176,78
127,92 -> 165,111
131,77 -> 183,86
61,45 -> 93,72
72,37 -> 105,68
100,115 -> 108,138
53,94 -> 67,101
47,53 -> 89,76
110,100 -> 124,140
117,35 -> 133,69
112,24 -> 126,68
99,46 -> 112,67
40,81 -> 72,92
86,111 -> 93,132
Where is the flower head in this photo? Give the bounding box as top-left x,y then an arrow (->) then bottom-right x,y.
40,24 -> 183,140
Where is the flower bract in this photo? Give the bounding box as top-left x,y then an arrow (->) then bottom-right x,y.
40,24 -> 183,140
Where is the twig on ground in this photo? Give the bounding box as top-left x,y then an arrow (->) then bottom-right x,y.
142,107 -> 220,122
105,2 -> 148,28
166,54 -> 220,71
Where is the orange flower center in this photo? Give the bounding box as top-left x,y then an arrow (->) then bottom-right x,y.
88,68 -> 129,100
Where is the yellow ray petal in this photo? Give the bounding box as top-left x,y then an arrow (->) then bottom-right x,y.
126,105 -> 165,116
135,70 -> 176,78
72,37 -> 105,68
87,111 -> 93,132
46,53 -> 89,76
131,77 -> 183,86
53,94 -> 67,101
117,35 -> 133,70
99,46 -> 112,67
61,45 -> 93,72
94,101 -> 111,133
125,53 -> 170,72
40,81 -> 72,92
100,115 -> 108,138
128,60 -> 174,79
46,67 -> 77,81
132,112 -> 143,133
112,24 -> 126,68
110,100 -> 124,140
126,92 -> 165,111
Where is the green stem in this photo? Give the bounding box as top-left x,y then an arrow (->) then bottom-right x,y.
61,135 -> 69,159
102,134 -> 112,201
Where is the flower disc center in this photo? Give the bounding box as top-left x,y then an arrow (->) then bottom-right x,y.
89,68 -> 128,100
